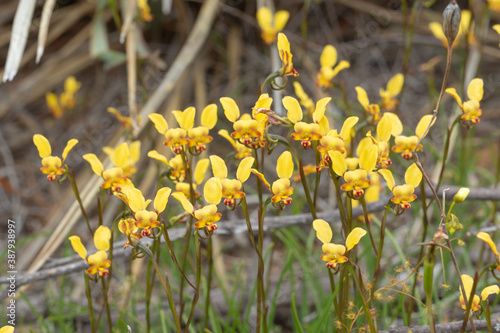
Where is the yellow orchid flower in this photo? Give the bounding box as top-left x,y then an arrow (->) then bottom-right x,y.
69,225 -> 111,277
83,151 -> 134,193
316,116 -> 359,166
251,151 -> 294,209
378,163 -> 422,213
379,73 -> 404,112
283,96 -> 332,149
172,178 -> 223,233
46,76 -> 81,118
489,0 -> 500,11
459,274 -> 499,312
277,33 -> 299,78
173,158 -> 210,200
313,219 -> 366,269
210,155 -> 254,208
477,232 -> 500,269
115,187 -> 171,237
107,107 -> 138,130
329,145 -> 378,199
138,0 -> 153,21
355,86 -> 381,122
316,45 -> 350,88
445,78 -> 483,126
256,7 -> 289,45
33,134 -> 78,181
391,114 -> 435,160
218,129 -> 253,159
102,141 -> 140,177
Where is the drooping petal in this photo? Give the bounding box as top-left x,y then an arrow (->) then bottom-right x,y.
355,86 -> 370,109
201,104 -> 218,129
204,177 -> 222,205
461,274 -> 474,299
154,187 -> 172,213
320,45 -> 338,68
359,145 -> 378,172
250,169 -> 271,191
62,139 -> 78,162
480,285 -> 500,301
283,96 -> 303,123
467,78 -> 483,102
149,113 -> 169,134
345,227 -> 367,252
378,169 -> 395,190
69,235 -> 87,260
33,134 -> 52,158
384,112 -> 403,137
83,154 -> 103,176
236,156 -> 255,183
312,219 -> 332,244
377,114 -> 393,142
147,150 -> 169,165
276,151 -> 293,179
172,192 -> 194,215
94,225 -> 111,251
477,232 -> 499,256
220,97 -> 240,123
415,114 -> 436,139
405,163 -> 422,188
313,97 -> 331,124
329,151 -> 347,176
445,88 -> 463,108
339,116 -> 359,141
127,188 -> 147,212
194,158 -> 210,185
209,155 -> 228,180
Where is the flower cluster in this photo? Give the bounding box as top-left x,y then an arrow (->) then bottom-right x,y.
46,76 -> 81,118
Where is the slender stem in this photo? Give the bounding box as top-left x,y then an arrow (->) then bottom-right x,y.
68,169 -> 92,234
84,274 -> 95,333
298,157 -> 317,219
330,168 -> 349,234
100,277 -> 113,332
184,233 -> 201,333
204,237 -> 213,330
328,270 -> 338,316
372,205 -> 391,292
349,265 -> 377,333
435,117 -> 461,193
359,197 -> 378,257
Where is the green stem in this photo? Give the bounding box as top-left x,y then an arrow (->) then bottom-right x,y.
84,274 -> 95,333
372,204 -> 391,293
435,116 -> 460,193
359,197 -> 378,257
204,237 -> 213,330
349,265 -> 377,333
68,169 -> 92,234
184,233 -> 201,333
101,277 -> 113,332
424,244 -> 436,333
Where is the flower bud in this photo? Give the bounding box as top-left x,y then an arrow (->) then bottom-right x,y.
453,187 -> 470,203
443,1 -> 461,46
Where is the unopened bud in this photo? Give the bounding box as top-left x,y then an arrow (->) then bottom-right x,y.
453,187 -> 470,203
443,1 -> 461,46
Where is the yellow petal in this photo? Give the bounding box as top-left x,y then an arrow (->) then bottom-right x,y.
415,114 -> 435,139
204,177 -> 222,205
172,192 -> 194,214
62,139 -> 78,162
220,97 -> 240,123
445,88 -> 463,108
320,45 -> 338,68
355,86 -> 370,109
129,141 -> 141,163
148,150 -> 169,165
386,73 -> 404,97
218,129 -> 237,148
345,227 -> 367,252
111,142 -> 129,168
69,235 -> 87,260
152,187 -> 170,213
277,32 -> 290,57
318,116 -> 330,136
256,7 -> 272,30
0,325 -> 14,333
127,188 -> 147,212
356,137 -> 373,159
377,113 -> 393,142
461,274 -> 474,299
149,113 -> 169,134
481,285 -> 500,301
276,151 -> 293,179
274,10 -> 290,31
209,155 -> 228,180
236,156 -> 255,183
313,97 -> 331,124
429,22 -> 447,47
359,145 -> 378,172
94,225 -> 111,251
194,158 -> 210,185
494,24 -> 500,36
283,96 -> 303,123
340,116 -> 359,141
173,106 -> 195,130
322,243 -> 346,256
201,104 -> 218,129
467,78 -> 483,102
384,112 -> 403,137
64,76 -> 81,94
83,154 -> 103,176
329,151 -> 347,176
378,169 -> 395,190
250,169 -> 271,191
33,134 -> 52,158
477,232 -> 499,256
405,163 -> 422,188
312,219 -> 333,244
331,60 -> 350,77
